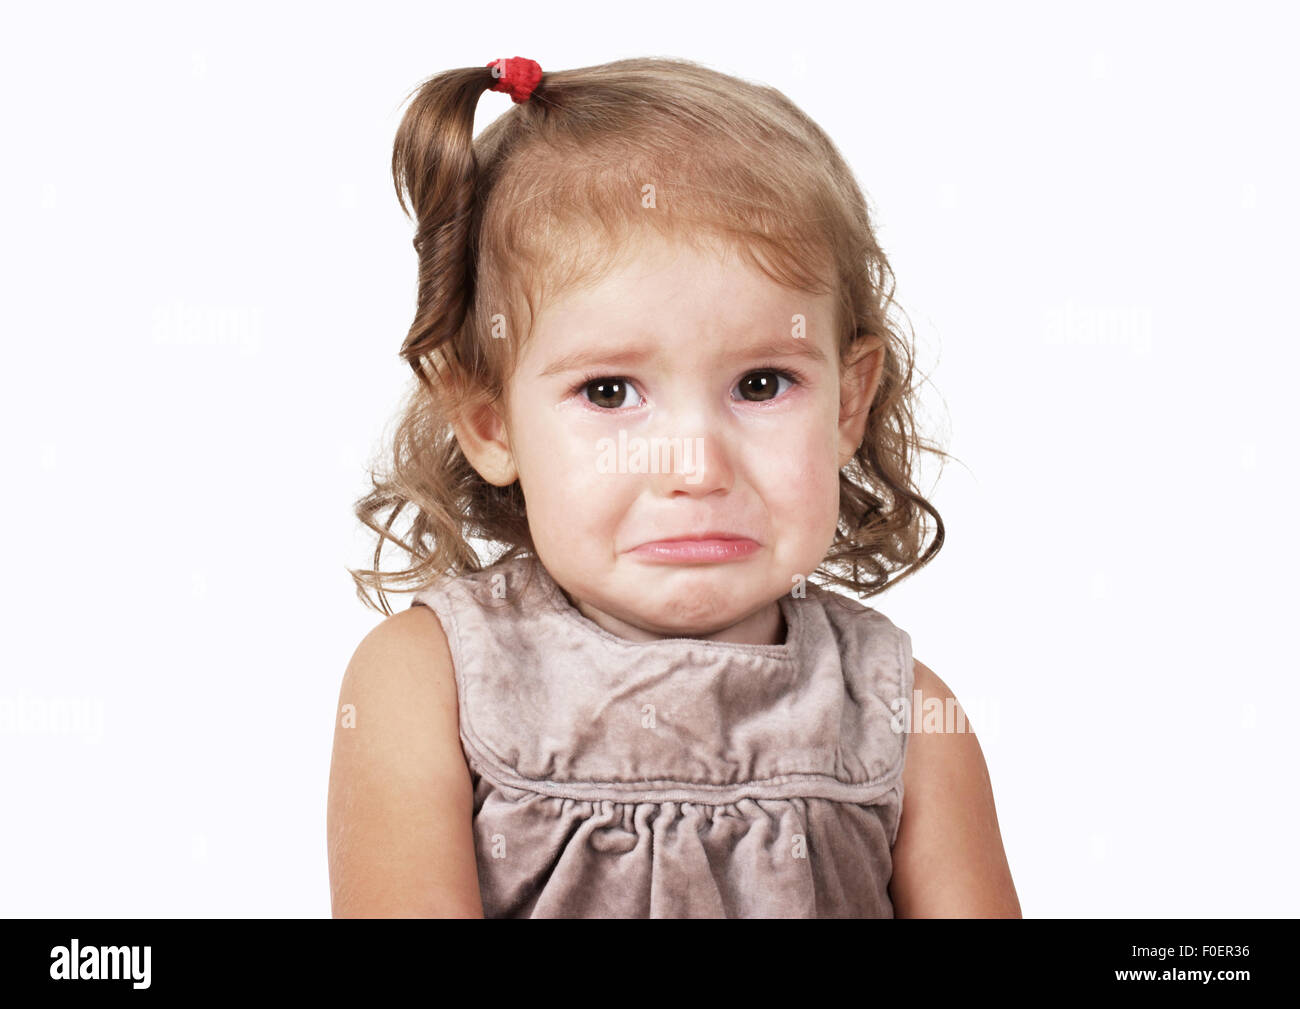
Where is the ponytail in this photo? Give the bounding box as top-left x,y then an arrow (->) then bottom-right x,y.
390,67 -> 503,396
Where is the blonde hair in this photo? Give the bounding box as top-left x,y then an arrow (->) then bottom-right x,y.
350,56 -> 947,614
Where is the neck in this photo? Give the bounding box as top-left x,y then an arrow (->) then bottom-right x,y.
567,591 -> 788,646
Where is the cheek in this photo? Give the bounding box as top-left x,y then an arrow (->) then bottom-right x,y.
745,414 -> 842,556
512,408 -> 627,542
751,408 -> 841,501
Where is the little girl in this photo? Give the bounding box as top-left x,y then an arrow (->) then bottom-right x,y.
327,55 -> 1021,918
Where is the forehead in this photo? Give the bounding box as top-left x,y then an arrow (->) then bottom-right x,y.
543,233 -> 828,309
520,236 -> 839,372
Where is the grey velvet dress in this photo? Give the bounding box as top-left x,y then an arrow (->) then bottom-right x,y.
409,554 -> 915,918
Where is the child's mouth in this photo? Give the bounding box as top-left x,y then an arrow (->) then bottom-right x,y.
628,537 -> 759,563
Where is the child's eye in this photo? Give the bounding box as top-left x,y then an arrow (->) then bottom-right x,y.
576,376 -> 644,410
570,367 -> 803,410
733,369 -> 800,403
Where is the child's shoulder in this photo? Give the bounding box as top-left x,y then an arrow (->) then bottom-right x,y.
350,600 -> 455,673
335,603 -> 462,763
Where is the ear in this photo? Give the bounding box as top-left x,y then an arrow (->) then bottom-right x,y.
452,393 -> 518,487
837,335 -> 885,468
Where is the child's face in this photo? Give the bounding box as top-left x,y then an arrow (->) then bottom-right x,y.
465,233 -> 880,642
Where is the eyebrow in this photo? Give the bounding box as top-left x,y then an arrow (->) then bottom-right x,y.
538,336 -> 829,378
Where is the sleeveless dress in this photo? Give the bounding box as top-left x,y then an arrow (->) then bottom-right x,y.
408,554 -> 915,918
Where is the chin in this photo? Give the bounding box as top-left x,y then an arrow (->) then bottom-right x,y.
630,583 -> 748,632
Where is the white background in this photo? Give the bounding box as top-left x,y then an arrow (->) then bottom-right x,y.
1,1 -> 1295,917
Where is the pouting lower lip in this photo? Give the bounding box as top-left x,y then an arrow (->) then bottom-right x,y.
629,538 -> 760,562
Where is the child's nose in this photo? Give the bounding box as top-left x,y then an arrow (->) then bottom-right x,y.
644,429 -> 733,497
639,383 -> 737,492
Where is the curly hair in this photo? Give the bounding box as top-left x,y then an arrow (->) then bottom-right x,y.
350,56 -> 947,615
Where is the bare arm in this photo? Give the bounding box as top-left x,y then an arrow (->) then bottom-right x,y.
327,605 -> 483,917
888,658 -> 1021,918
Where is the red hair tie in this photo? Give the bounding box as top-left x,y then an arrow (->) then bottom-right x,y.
486,57 -> 543,103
